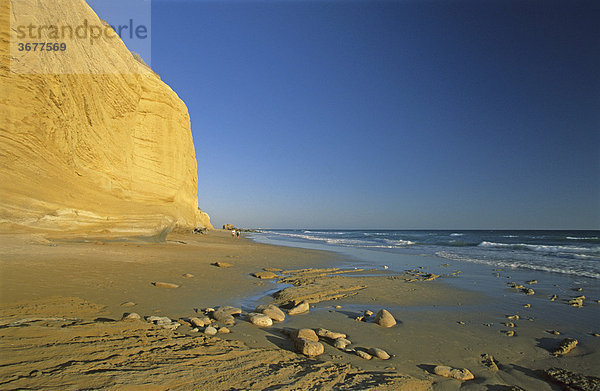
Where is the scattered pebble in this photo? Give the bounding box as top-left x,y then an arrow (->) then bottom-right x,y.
433,365 -> 474,381
523,288 -> 535,295
120,301 -> 136,307
364,310 -> 373,317
374,309 -> 397,328
292,328 -> 319,342
256,304 -> 286,322
212,262 -> 233,268
152,282 -> 179,289
218,327 -> 230,334
288,301 -> 310,315
550,294 -> 558,301
481,353 -> 499,371
547,330 -> 561,335
121,312 -> 141,321
523,304 -> 531,308
591,333 -> 600,337
334,338 -> 352,349
294,338 -> 324,356
355,350 -> 372,360
251,271 -> 278,279
246,313 -> 273,327
182,273 -> 194,278
146,316 -> 180,330
506,315 -> 520,320
368,347 -> 390,360
504,330 -> 515,337
218,306 -> 242,316
526,280 -> 538,284
553,338 -> 578,356
263,267 -> 282,272
335,305 -> 342,309
212,309 -> 235,326
189,317 -> 209,327
569,296 -> 585,308
504,322 -> 515,328
354,316 -> 364,322
457,321 -> 465,325
315,328 -> 346,340
204,326 -> 218,336
573,287 -> 583,292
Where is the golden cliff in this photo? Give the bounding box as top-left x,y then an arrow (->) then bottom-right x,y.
0,0 -> 212,235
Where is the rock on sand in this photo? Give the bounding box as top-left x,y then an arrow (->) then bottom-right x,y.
189,317 -> 209,327
247,313 -> 273,327
252,271 -> 278,279
218,306 -> 242,316
334,338 -> 352,349
213,262 -> 233,268
146,316 -> 181,330
152,282 -> 179,289
294,338 -> 324,356
368,347 -> 390,360
121,312 -> 141,321
204,326 -> 218,336
288,301 -> 310,315
315,328 -> 346,340
434,366 -> 475,381
553,338 -> 578,356
374,309 -> 396,327
544,367 -> 600,390
256,304 -> 286,322
356,350 -> 372,360
212,309 -> 235,326
481,353 -> 499,371
292,328 -> 319,342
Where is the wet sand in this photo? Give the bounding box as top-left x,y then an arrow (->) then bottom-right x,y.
1,230 -> 598,390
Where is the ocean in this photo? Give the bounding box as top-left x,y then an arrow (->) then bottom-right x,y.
250,230 -> 600,279
249,229 -> 600,334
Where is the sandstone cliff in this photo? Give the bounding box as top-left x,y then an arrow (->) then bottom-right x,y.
0,0 -> 212,235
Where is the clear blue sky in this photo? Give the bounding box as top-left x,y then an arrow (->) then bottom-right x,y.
148,0 -> 599,229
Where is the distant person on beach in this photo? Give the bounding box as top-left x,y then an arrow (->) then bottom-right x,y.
236,230 -> 240,239
231,230 -> 235,238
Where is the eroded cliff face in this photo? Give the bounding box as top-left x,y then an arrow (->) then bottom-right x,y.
0,0 -> 212,235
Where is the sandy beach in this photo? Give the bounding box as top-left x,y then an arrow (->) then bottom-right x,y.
1,230 -> 598,390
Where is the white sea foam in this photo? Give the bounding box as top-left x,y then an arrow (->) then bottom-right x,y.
566,236 -> 599,240
450,233 -> 463,236
262,230 -> 414,248
383,239 -> 415,246
303,230 -> 346,235
436,251 -> 600,279
478,241 -> 599,254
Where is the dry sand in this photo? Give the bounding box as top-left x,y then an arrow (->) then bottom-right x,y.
1,230 -> 598,390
